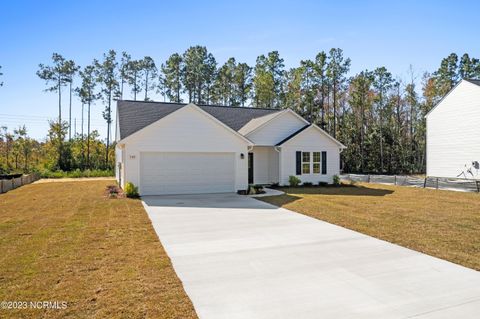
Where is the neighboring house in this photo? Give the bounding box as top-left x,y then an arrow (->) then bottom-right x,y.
426,79 -> 480,179
115,101 -> 345,195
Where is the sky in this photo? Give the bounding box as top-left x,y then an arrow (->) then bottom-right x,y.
1,0 -> 479,140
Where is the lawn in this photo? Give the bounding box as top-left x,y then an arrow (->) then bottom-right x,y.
0,180 -> 197,319
259,183 -> 480,270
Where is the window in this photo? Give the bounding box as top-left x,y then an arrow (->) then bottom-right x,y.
302,152 -> 310,174
313,152 -> 321,174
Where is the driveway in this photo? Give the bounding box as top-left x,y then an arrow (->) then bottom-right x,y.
142,193 -> 480,319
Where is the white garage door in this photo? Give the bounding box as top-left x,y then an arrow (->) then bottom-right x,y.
140,152 -> 236,195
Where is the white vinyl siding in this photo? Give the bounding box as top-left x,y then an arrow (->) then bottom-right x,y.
250,146 -> 279,184
121,105 -> 249,194
140,152 -> 235,195
246,111 -> 306,145
426,81 -> 480,178
280,126 -> 341,185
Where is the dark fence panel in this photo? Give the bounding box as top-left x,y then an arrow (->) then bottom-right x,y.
0,173 -> 40,194
341,174 -> 480,193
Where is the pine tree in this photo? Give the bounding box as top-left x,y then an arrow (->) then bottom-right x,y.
233,62 -> 252,106
140,56 -> 157,101
161,53 -> 183,103
94,50 -> 119,168
326,48 -> 350,138
64,60 -> 80,140
37,53 -> 69,123
119,52 -> 131,99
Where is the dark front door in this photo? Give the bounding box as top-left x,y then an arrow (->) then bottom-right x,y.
248,153 -> 254,184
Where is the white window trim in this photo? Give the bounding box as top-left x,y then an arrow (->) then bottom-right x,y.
313,151 -> 321,174
302,151 -> 311,174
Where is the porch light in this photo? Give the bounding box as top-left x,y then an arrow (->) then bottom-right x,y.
240,153 -> 245,159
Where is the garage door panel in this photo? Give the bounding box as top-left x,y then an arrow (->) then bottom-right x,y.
140,152 -> 235,195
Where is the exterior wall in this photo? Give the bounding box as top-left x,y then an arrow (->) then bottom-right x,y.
427,81 -> 480,178
251,146 -> 279,184
121,105 -> 249,193
279,127 -> 341,185
115,145 -> 125,188
246,111 -> 306,145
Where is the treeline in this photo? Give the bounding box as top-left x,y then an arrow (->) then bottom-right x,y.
1,49 -> 479,175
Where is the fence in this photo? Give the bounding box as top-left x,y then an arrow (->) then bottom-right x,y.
0,173 -> 41,194
341,174 -> 480,193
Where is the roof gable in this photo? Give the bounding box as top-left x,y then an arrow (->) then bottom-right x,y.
116,100 -> 279,140
118,103 -> 253,145
426,79 -> 480,117
277,124 -> 346,148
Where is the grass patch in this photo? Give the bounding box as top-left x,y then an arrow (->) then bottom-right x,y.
0,181 -> 197,318
259,183 -> 480,270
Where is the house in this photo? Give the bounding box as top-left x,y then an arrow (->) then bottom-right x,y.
115,100 -> 345,195
426,79 -> 480,179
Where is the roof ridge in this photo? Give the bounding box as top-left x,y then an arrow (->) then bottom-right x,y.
118,99 -> 282,111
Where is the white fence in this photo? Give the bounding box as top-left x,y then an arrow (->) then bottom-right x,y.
0,174 -> 41,194
341,174 -> 480,193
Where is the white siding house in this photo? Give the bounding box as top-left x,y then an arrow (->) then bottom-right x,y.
116,101 -> 345,195
426,79 -> 480,179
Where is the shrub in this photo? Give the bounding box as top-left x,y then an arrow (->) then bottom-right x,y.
318,181 -> 328,187
333,175 -> 340,186
248,184 -> 265,195
303,182 -> 313,187
288,175 -> 301,187
39,169 -> 114,178
124,182 -> 139,198
270,182 -> 280,188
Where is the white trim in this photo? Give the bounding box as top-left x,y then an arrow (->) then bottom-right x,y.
244,109 -> 310,138
278,124 -> 346,149
118,103 -> 254,146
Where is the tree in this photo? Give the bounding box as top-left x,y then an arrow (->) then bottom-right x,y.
47,120 -> 70,171
140,56 -> 157,101
313,51 -> 328,127
126,59 -> 142,100
348,71 -> 374,172
161,53 -> 183,103
433,53 -> 458,97
326,48 -> 351,138
213,58 -> 236,105
37,53 -> 69,122
372,67 -> 394,173
253,51 -> 285,108
95,50 -> 119,168
233,62 -> 252,106
64,60 -> 80,140
182,46 -> 217,104
13,126 -> 33,171
119,52 -> 131,99
77,65 -> 98,168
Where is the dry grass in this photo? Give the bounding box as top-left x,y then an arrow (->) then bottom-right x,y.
0,181 -> 197,319
260,183 -> 480,270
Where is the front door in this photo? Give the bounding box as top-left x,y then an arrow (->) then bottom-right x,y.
248,153 -> 254,184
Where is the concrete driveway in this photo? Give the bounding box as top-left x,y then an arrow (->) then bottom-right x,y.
142,193 -> 480,319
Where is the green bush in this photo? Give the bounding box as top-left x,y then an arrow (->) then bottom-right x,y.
303,182 -> 313,186
124,182 -> 139,198
333,175 -> 340,186
288,175 -> 301,187
318,181 -> 328,187
39,169 -> 114,178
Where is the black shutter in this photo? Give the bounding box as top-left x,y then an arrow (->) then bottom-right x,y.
296,151 -> 302,175
321,151 -> 327,174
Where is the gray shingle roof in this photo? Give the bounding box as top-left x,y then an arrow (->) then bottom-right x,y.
117,100 -> 281,140
465,79 -> 480,86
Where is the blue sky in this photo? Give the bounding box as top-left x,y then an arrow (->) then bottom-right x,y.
1,0 -> 479,139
